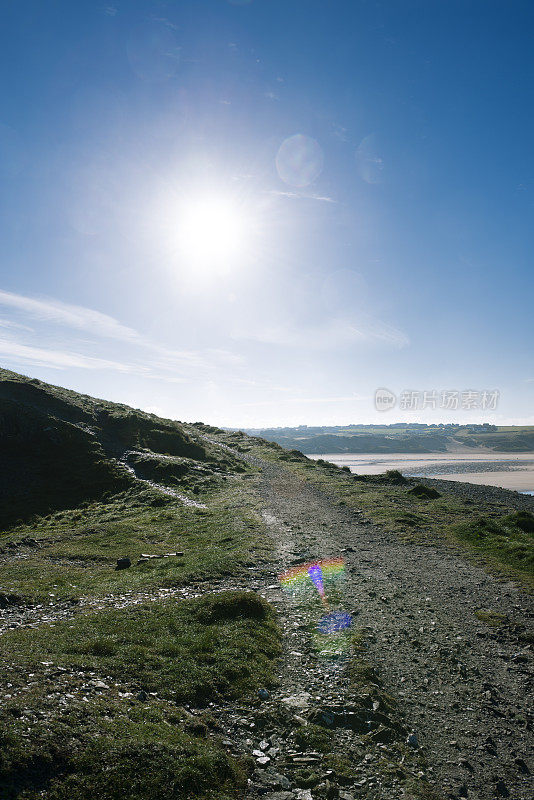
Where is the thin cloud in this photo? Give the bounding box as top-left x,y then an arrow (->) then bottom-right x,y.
267,189 -> 336,203
0,338 -> 149,373
0,318 -> 33,332
236,395 -> 360,408
0,289 -> 142,344
234,316 -> 409,350
0,289 -> 233,370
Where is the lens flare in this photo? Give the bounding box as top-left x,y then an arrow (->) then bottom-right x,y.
279,557 -> 345,597
276,134 -> 324,187
317,610 -> 353,634
280,558 -> 353,658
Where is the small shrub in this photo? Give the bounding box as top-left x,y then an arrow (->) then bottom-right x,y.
384,469 -> 408,485
503,511 -> 534,534
409,484 -> 441,499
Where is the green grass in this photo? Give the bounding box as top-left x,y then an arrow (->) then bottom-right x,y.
474,609 -> 508,626
452,514 -> 534,581
0,591 -> 281,704
0,694 -> 247,800
0,591 -> 281,799
0,479 -> 268,602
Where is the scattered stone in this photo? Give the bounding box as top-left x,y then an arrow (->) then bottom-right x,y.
140,552 -> 184,559
407,731 -> 419,748
514,757 -> 529,774
495,779 -> 510,797
0,593 -> 23,608
280,692 -> 311,710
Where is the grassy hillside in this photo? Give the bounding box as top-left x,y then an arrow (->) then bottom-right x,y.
0,368 -> 243,528
0,370 -> 280,800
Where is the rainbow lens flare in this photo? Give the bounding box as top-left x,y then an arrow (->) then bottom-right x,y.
317,610 -> 353,634
279,557 -> 345,599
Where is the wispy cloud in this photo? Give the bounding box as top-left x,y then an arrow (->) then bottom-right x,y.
0,317 -> 33,332
268,189 -> 337,204
0,290 -> 142,343
0,289 -> 243,379
236,394 -> 362,408
0,338 -> 149,373
234,316 -> 409,350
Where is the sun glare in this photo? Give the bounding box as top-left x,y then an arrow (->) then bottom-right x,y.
178,195 -> 245,270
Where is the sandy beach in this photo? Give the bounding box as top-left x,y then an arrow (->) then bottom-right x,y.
308,452 -> 534,493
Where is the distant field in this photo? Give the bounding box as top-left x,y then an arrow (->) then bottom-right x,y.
244,424 -> 534,454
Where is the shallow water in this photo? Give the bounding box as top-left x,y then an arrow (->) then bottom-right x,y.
308,452 -> 534,493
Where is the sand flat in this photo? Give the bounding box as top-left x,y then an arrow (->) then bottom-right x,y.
308,452 -> 534,493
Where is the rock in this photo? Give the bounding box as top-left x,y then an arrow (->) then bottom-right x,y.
259,772 -> 292,790
0,593 -> 23,608
514,757 -> 529,774
407,731 -> 419,748
280,692 -> 311,710
258,688 -> 270,700
115,557 -> 131,571
89,680 -> 109,689
262,794 -> 293,800
511,652 -> 528,664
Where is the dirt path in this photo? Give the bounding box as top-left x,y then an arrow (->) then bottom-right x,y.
246,455 -> 533,800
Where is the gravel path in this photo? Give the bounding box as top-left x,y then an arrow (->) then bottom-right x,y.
248,455 -> 533,800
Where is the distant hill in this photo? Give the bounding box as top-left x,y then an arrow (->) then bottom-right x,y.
0,368 -> 241,528
243,423 -> 534,454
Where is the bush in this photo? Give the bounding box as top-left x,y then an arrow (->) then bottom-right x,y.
409,484 -> 441,499
503,511 -> 534,534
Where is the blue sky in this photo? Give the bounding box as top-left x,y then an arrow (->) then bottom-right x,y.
0,0 -> 532,426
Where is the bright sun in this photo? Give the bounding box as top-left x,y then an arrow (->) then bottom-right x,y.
179,196 -> 245,269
